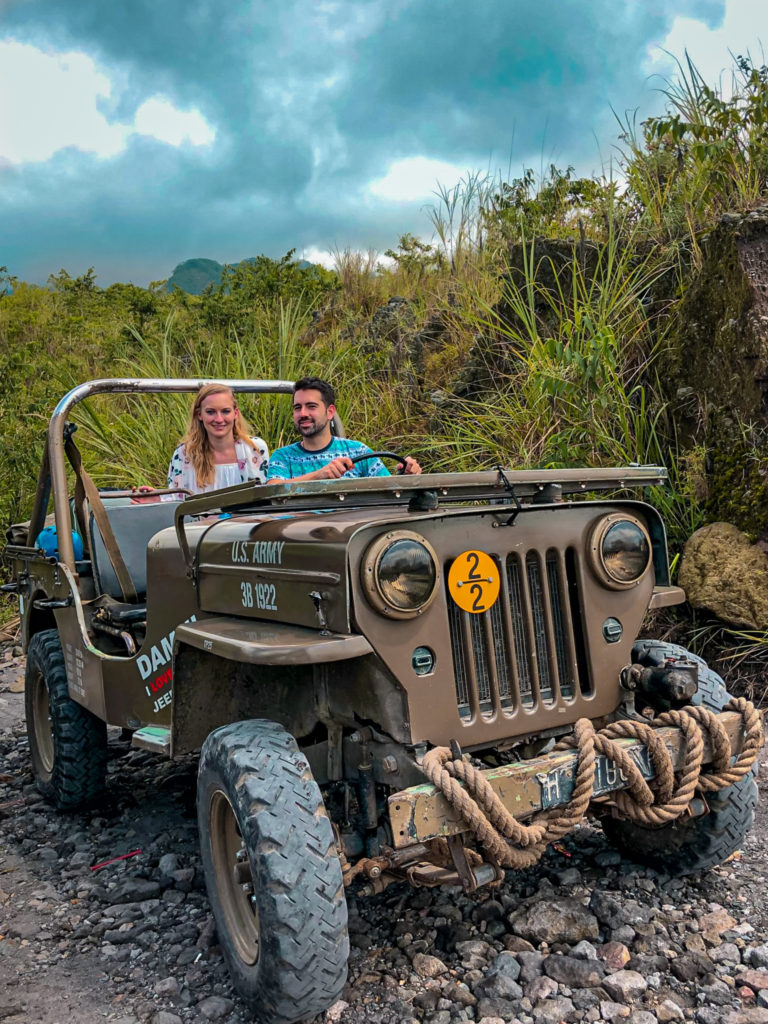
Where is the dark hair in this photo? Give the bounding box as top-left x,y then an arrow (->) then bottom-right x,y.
293,377 -> 336,407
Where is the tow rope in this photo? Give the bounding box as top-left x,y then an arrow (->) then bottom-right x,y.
421,698 -> 762,869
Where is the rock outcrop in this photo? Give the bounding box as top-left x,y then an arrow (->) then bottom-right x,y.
678,521 -> 768,629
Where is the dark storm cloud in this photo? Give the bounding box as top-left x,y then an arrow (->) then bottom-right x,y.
0,0 -> 728,284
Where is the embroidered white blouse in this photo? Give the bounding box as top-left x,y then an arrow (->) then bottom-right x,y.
167,438 -> 269,494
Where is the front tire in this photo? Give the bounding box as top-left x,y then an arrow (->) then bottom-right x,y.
25,629 -> 108,810
601,641 -> 758,874
197,720 -> 348,1024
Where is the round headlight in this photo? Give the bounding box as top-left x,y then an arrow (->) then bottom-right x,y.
589,514 -> 652,588
361,531 -> 439,618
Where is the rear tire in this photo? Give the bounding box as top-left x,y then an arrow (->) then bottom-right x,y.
601,641 -> 758,874
197,720 -> 348,1024
25,629 -> 107,809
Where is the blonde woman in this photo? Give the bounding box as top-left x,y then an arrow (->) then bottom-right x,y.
167,384 -> 269,494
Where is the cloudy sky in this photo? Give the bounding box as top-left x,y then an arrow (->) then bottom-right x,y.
1,0 -> 766,286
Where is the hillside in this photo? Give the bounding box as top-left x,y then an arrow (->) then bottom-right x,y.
167,256 -> 315,294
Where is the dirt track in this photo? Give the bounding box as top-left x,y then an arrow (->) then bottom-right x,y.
3,648 -> 768,1024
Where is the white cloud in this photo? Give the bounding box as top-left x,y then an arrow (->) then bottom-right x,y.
0,38 -> 215,165
367,155 -> 475,202
134,97 -> 215,147
646,0 -> 768,87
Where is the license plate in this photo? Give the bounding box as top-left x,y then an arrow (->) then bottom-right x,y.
536,742 -> 657,810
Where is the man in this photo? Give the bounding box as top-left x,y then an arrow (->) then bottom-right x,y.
266,377 -> 421,481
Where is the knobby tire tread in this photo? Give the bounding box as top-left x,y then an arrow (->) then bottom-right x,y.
602,642 -> 757,874
198,719 -> 348,1024
25,629 -> 107,810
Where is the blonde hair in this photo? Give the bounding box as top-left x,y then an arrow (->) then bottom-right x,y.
181,384 -> 256,487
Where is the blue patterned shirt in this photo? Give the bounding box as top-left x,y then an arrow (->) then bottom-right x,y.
265,437 -> 390,480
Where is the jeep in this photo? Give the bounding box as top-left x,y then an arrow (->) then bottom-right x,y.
3,378 -> 761,1024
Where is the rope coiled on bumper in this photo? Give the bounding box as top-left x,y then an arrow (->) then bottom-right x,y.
420,699 -> 762,870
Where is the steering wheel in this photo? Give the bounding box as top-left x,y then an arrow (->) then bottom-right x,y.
348,450 -> 410,473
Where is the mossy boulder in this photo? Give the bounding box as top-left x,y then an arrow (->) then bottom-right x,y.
678,522 -> 768,629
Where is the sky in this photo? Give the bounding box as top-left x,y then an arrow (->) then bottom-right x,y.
1,0 -> 767,286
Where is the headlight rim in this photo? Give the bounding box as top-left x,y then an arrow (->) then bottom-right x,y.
588,512 -> 652,589
360,529 -> 440,619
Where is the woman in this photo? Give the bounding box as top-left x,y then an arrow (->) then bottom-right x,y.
168,384 -> 269,494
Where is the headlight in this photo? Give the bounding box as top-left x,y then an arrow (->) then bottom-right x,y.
361,530 -> 439,618
589,514 -> 652,588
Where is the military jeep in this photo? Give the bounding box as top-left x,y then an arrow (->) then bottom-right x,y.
3,378 -> 761,1024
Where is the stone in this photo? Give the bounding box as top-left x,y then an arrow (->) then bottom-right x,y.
746,946 -> 768,970
572,940 -> 599,960
526,976 -> 559,1002
722,1011 -> 768,1024
700,908 -> 737,944
700,979 -> 736,1005
599,941 -> 632,971
656,999 -> 685,1022
601,1000 -> 632,1021
473,953 -> 524,1001
517,951 -> 546,982
532,996 -> 577,1024
601,970 -> 648,1002
711,942 -> 742,964
109,879 -> 162,904
510,898 -> 600,945
154,977 -> 180,997
196,996 -> 235,1020
678,523 -> 768,630
671,953 -> 713,981
412,952 -> 448,978
325,1001 -> 349,1023
628,1013 -> 658,1024
738,972 -> 768,993
543,954 -> 605,987
443,981 -> 476,1007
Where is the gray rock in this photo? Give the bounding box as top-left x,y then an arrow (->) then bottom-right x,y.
476,997 -> 520,1020
532,995 -> 577,1024
571,939 -> 599,960
656,998 -> 685,1021
109,879 -> 162,904
157,853 -> 180,878
526,976 -> 558,1002
601,999 -> 631,1021
152,1014 -> 182,1024
196,995 -> 235,1020
473,953 -> 524,1001
711,942 -> 742,964
628,1013 -> 658,1024
510,898 -> 600,945
746,946 -> 768,970
700,979 -> 736,1006
543,954 -> 605,987
412,952 -> 448,978
517,951 -> 546,982
601,970 -> 648,1002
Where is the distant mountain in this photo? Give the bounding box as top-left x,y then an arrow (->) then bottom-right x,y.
166,258 -> 225,294
166,256 -> 315,295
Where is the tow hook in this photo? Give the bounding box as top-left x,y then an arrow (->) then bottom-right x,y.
622,658 -> 698,705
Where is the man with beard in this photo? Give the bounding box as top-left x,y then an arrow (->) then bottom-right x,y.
265,376 -> 421,481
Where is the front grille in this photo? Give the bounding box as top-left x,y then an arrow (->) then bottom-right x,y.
448,547 -> 589,721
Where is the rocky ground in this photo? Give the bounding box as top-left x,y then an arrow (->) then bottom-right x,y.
2,642 -> 768,1024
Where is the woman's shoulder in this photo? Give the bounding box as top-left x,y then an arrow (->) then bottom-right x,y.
247,437 -> 269,456
169,441 -> 188,461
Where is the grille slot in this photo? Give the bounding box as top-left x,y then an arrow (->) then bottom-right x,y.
448,547 -> 585,721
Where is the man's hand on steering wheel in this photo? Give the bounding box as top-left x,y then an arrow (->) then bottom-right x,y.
347,451 -> 422,475
399,456 -> 421,475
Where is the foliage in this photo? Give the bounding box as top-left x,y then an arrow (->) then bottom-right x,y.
3,52 -> 768,632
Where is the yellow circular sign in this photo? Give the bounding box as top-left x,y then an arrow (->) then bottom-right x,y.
448,550 -> 500,614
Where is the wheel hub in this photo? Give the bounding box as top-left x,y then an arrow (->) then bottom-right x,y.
208,789 -> 260,966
